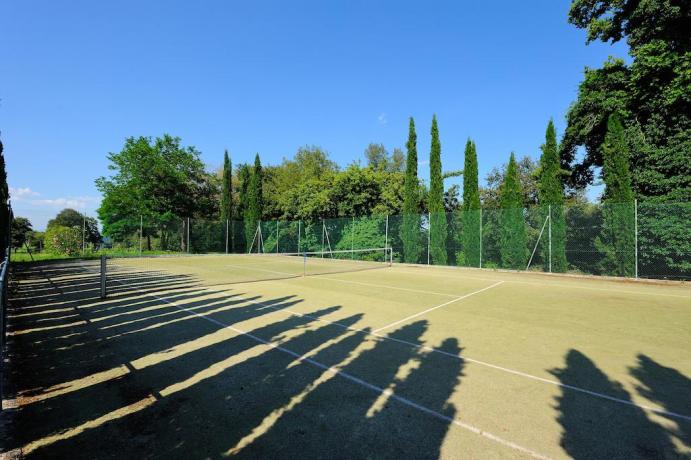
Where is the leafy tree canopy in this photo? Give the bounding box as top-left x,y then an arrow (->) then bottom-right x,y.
563,0 -> 691,199
96,135 -> 218,239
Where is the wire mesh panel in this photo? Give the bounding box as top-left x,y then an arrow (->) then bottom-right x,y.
388,214 -> 425,264
96,201 -> 688,279
189,219 -> 225,254
638,201 -> 691,280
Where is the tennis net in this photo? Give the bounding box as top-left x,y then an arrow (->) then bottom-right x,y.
103,247 -> 392,296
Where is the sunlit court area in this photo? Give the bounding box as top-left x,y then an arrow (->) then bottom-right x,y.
1,255 -> 689,458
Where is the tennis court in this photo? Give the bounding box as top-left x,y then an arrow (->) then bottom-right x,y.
3,252 -> 690,459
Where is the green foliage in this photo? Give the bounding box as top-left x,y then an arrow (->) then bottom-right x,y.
499,153 -> 527,269
482,155 -> 539,208
220,150 -> 233,221
0,137 -> 9,255
44,225 -> 82,255
401,117 -> 422,263
364,143 -> 406,173
564,1 -> 690,199
462,139 -> 481,267
596,114 -> 635,276
11,216 -> 33,250
245,154 -> 263,249
96,135 -> 218,252
428,115 -> 447,265
47,208 -> 101,245
538,120 -> 567,272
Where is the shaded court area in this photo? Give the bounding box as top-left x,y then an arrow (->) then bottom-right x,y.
1,256 -> 690,459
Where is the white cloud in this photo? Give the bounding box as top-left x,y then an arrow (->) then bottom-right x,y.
30,196 -> 99,209
377,113 -> 388,125
9,187 -> 40,200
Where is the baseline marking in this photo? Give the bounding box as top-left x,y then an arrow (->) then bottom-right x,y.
373,281 -> 504,333
108,277 -> 550,459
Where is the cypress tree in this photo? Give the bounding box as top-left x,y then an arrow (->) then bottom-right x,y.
220,150 -> 233,251
236,163 -> 251,252
400,117 -> 422,263
0,137 -> 8,254
428,115 -> 447,265
538,120 -> 567,272
220,150 -> 233,221
245,154 -> 263,251
596,113 -> 635,276
499,153 -> 527,269
462,139 -> 481,267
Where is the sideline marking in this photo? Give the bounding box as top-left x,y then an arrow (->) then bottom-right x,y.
372,281 -> 505,333
108,278 -> 550,459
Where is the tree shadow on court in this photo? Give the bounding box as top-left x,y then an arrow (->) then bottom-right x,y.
6,261 -> 467,459
630,354 -> 691,450
550,349 -> 679,458
230,321 -> 464,459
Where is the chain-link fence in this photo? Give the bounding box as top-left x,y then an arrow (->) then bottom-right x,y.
96,201 -> 691,280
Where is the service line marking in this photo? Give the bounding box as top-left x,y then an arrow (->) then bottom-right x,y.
372,281 -> 505,333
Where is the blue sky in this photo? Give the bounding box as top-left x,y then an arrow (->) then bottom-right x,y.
1,1 -> 628,230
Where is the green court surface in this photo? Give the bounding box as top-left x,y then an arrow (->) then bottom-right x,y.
2,255 -> 690,459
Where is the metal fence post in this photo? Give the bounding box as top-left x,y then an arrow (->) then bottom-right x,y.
187,217 -> 190,253
226,219 -> 229,254
82,215 -> 86,254
351,216 -> 355,259
634,199 -> 638,279
427,212 -> 431,265
139,215 -> 143,256
479,208 -> 483,269
298,220 -> 301,254
276,221 -> 280,254
548,205 -> 552,273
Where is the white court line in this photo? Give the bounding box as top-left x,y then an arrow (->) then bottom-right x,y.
373,281 -> 505,333
102,265 -> 691,422
108,278 -> 550,459
320,276 -> 459,298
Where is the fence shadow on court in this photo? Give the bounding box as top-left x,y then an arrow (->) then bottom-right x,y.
550,349 -> 687,458
5,260 -> 466,459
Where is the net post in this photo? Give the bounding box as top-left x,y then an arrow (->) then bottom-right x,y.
479,208 -> 483,269
548,205 -> 552,273
427,212 -> 431,265
634,199 -> 638,279
100,255 -> 107,299
303,251 -> 307,277
139,215 -> 143,256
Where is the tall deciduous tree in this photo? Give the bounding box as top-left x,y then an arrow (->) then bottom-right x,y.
538,120 -> 567,272
400,117 -> 422,263
245,154 -> 263,250
96,135 -> 217,251
563,0 -> 690,200
596,113 -> 635,276
462,139 -> 481,267
499,153 -> 527,269
428,115 -> 447,264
